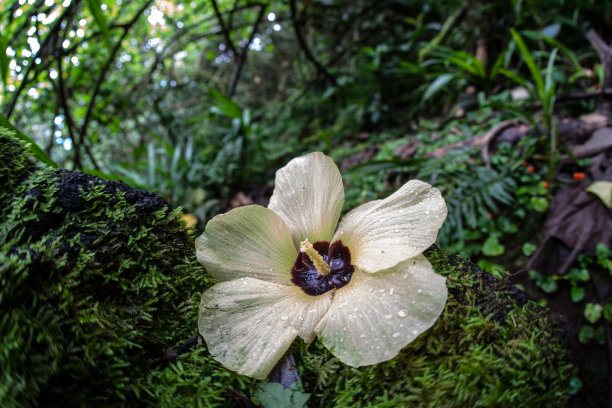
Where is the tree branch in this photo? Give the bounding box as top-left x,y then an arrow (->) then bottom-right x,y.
289,0 -> 336,85
211,0 -> 237,55
4,0 -> 82,119
79,0 -> 154,148
227,4 -> 266,98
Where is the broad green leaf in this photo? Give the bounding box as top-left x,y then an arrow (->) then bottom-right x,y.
584,303 -> 603,324
570,286 -> 585,302
568,376 -> 583,395
482,235 -> 505,256
578,325 -> 594,344
586,181 -> 612,208
255,381 -> 310,408
530,196 -> 548,212
522,242 -> 537,256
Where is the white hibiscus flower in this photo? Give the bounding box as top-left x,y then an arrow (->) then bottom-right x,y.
196,152 -> 448,379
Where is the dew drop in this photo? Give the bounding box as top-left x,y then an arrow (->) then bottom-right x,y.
392,332 -> 400,338
398,310 -> 406,317
360,334 -> 365,338
389,288 -> 395,295
385,314 -> 392,319
281,315 -> 288,321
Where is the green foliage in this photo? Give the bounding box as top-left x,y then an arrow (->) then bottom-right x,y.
1,134 -> 571,407
254,381 -> 310,408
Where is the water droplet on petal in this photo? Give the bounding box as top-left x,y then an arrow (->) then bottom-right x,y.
392,332 -> 400,338
385,314 -> 392,319
389,288 -> 395,295
281,315 -> 288,321
398,310 -> 406,317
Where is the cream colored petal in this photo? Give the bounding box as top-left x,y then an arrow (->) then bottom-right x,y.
333,180 -> 447,273
195,205 -> 296,285
268,152 -> 344,247
314,255 -> 447,367
199,277 -> 333,379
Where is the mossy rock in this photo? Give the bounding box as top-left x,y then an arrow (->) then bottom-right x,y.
0,132 -> 571,407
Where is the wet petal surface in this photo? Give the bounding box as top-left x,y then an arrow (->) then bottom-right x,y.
195,205 -> 296,285
199,277 -> 333,379
268,152 -> 344,247
333,180 -> 447,273
314,255 -> 447,367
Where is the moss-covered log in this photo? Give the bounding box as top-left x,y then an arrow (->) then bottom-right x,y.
1,132 -> 570,407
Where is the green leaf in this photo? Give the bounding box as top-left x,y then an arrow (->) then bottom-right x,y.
0,114 -> 58,167
540,276 -> 558,294
482,236 -> 505,256
530,196 -> 548,212
510,28 -> 545,101
584,303 -> 603,324
578,325 -> 594,344
209,88 -> 242,119
522,242 -> 537,256
568,376 -> 583,395
255,381 -> 310,408
498,217 -> 518,234
422,74 -> 458,102
604,304 -> 612,322
570,286 -> 585,302
596,242 -> 609,261
586,181 -> 612,208
87,0 -> 112,49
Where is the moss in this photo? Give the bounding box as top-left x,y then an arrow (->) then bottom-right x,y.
0,133 -> 253,407
292,246 -> 571,407
0,132 -> 570,407
0,129 -> 37,212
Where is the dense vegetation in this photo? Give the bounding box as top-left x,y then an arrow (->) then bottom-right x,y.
1,0 -> 611,406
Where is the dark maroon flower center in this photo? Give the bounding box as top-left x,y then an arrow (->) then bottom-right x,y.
291,240 -> 354,296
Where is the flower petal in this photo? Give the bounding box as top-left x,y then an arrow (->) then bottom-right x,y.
333,180 -> 447,273
314,255 -> 447,367
196,205 -> 297,285
199,277 -> 333,379
268,152 -> 344,247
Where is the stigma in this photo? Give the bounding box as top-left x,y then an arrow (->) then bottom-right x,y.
300,238 -> 331,275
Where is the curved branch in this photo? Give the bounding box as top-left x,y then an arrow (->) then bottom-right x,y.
289,0 -> 336,85
211,0 -> 237,55
227,4 -> 266,98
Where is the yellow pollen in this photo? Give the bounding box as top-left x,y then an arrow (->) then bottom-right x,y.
300,238 -> 331,275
